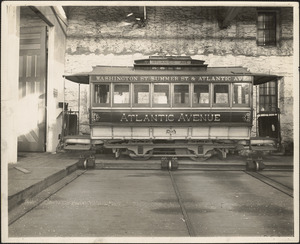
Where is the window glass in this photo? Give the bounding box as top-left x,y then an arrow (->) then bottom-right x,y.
134,84 -> 149,105
153,84 -> 169,105
173,84 -> 189,106
213,84 -> 229,104
94,84 -> 110,104
257,12 -> 276,46
193,84 -> 210,105
113,84 -> 130,104
233,83 -> 250,106
259,81 -> 277,112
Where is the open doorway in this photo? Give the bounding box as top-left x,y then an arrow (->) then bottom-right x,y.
18,26 -> 47,152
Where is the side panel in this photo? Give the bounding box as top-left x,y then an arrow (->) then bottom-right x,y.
91,126 -> 251,140
89,76 -> 253,142
91,111 -> 251,124
90,110 -> 251,140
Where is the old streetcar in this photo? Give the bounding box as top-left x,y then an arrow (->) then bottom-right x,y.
61,56 -> 281,170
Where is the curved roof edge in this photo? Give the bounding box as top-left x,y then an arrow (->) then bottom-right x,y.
63,69 -> 282,85
63,74 -> 89,84
252,74 -> 283,85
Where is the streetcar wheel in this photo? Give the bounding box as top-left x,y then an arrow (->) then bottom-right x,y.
255,159 -> 265,171
161,157 -> 169,170
246,159 -> 265,171
170,158 -> 179,170
87,155 -> 95,169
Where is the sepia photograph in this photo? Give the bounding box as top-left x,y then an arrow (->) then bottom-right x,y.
1,1 -> 299,243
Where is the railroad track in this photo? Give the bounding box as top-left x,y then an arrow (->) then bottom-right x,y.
244,171 -> 293,197
168,167 -> 293,237
94,154 -> 293,171
9,158 -> 293,236
168,169 -> 196,237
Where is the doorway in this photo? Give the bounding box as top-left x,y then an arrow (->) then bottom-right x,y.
18,26 -> 47,152
258,115 -> 279,139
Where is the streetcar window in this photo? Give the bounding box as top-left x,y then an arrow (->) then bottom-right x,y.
213,84 -> 229,105
153,84 -> 169,106
94,84 -> 110,104
193,84 -> 210,105
133,84 -> 150,106
113,84 -> 130,104
233,83 -> 250,106
173,84 -> 189,106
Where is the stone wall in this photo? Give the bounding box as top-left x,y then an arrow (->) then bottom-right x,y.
64,6 -> 294,145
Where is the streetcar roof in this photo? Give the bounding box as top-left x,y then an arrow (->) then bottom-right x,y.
64,66 -> 281,85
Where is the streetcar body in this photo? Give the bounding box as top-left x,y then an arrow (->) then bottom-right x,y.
64,56 -> 279,160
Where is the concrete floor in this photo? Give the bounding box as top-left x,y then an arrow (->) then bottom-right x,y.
9,169 -> 294,239
172,170 -> 293,236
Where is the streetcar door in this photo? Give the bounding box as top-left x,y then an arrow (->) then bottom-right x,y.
258,115 -> 279,139
257,80 -> 280,139
18,27 -> 47,152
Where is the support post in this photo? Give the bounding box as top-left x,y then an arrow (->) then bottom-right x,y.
78,83 -> 80,134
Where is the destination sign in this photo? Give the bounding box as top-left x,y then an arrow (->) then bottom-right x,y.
149,60 -> 191,65
91,111 -> 251,124
91,75 -> 252,83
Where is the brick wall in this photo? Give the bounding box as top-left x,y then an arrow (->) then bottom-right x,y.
64,6 -> 294,145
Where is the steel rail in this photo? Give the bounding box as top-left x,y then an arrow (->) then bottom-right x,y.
168,170 -> 196,237
244,171 -> 293,198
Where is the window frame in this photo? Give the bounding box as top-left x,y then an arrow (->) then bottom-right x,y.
152,83 -> 171,107
112,83 -> 131,107
132,83 -> 151,107
172,83 -> 191,107
258,80 -> 278,113
92,83 -> 111,107
192,83 -> 211,107
232,82 -> 251,108
257,9 -> 279,47
212,83 -> 230,107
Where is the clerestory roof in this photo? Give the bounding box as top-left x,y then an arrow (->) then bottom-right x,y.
64,65 -> 281,85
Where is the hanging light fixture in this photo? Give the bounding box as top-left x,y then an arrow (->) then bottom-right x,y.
117,7 -> 147,28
